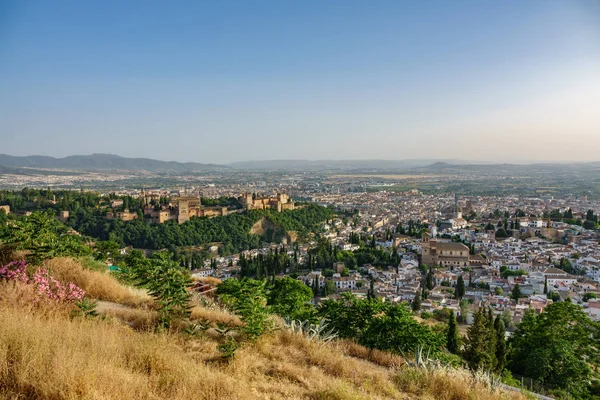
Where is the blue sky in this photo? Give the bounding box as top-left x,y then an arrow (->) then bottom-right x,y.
1,0 -> 599,163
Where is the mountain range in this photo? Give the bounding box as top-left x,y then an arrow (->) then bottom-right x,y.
0,153 -> 598,174
0,154 -> 223,172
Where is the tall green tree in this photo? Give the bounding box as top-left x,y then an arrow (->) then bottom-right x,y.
494,315 -> 506,372
508,301 -> 600,397
455,275 -> 465,299
464,307 -> 496,371
411,290 -> 421,312
511,284 -> 523,302
426,267 -> 434,290
447,310 -> 459,354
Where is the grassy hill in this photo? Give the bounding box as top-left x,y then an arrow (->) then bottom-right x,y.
0,256 -> 528,400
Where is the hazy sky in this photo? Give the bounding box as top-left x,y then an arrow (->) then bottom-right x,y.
1,0 -> 599,164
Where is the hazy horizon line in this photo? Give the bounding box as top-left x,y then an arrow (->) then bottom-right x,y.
1,152 -> 599,166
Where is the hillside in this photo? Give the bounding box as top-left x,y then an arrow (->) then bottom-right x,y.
68,204 -> 334,251
0,256 -> 527,400
0,153 -> 224,172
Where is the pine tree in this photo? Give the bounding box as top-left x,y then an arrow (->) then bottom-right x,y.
493,315 -> 506,372
456,275 -> 465,299
447,310 -> 459,354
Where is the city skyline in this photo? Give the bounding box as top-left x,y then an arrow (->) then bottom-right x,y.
1,0 -> 599,163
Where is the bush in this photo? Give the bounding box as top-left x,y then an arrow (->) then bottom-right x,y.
123,250 -> 192,328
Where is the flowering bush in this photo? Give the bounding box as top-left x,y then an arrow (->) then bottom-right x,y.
0,261 -> 85,303
0,261 -> 29,283
32,268 -> 85,302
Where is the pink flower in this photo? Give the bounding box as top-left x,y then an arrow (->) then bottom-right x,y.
32,268 -> 85,303
0,261 -> 28,283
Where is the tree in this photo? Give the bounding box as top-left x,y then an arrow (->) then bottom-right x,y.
543,277 -> 548,295
217,278 -> 272,342
508,301 -> 600,397
583,220 -> 596,230
125,250 -> 192,329
1,211 -> 91,265
447,310 -> 459,354
464,307 -> 496,371
583,292 -> 597,302
267,277 -> 313,320
494,316 -> 506,372
586,209 -> 596,222
495,228 -> 508,239
411,290 -> 421,312
319,294 -> 444,355
324,280 -> 336,296
459,299 -> 470,323
426,268 -> 434,290
367,278 -> 376,300
455,275 -> 465,300
511,284 -> 523,302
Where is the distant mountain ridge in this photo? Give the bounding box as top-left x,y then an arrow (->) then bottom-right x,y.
226,159 -> 486,171
0,154 -> 225,172
1,154 -> 598,174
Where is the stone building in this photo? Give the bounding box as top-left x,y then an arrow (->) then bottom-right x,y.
0,205 -> 9,215
421,232 -> 470,268
240,193 -> 294,212
106,209 -> 138,222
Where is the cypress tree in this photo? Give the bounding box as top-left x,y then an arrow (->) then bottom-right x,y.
412,290 -> 421,312
447,310 -> 459,354
493,315 -> 506,372
543,277 -> 548,295
464,307 -> 496,371
456,275 -> 465,299
512,284 -> 523,302
426,268 -> 434,290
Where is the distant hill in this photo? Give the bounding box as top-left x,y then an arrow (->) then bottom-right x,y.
227,159 -> 479,171
415,161 -> 600,175
0,154 -> 225,172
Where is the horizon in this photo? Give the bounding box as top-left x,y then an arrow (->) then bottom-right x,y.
1,1 -> 599,163
1,152 -> 599,166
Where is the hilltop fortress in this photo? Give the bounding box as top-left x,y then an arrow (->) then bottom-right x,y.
106,191 -> 294,224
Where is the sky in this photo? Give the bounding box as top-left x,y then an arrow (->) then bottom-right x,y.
0,0 -> 599,164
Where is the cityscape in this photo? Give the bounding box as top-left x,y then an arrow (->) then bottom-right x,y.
1,1 -> 600,399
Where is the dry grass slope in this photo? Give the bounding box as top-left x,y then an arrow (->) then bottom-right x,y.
0,259 -> 528,400
44,257 -> 152,308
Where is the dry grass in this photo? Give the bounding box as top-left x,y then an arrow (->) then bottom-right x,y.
189,296 -> 242,326
394,367 -> 522,400
43,257 -> 152,308
0,260 -> 529,400
194,276 -> 222,286
336,339 -> 405,369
